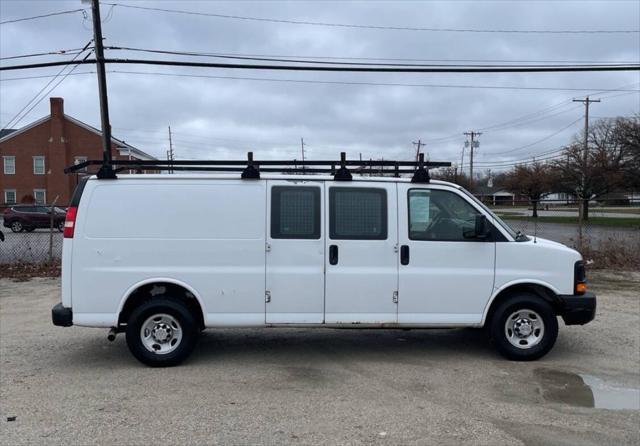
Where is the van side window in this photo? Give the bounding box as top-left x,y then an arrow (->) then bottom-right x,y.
330,187 -> 387,240
409,189 -> 481,241
271,186 -> 321,239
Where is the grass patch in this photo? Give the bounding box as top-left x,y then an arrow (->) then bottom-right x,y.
0,261 -> 60,281
498,215 -> 640,228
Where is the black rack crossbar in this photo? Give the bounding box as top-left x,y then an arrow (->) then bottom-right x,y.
66,159 -> 450,172
65,152 -> 451,183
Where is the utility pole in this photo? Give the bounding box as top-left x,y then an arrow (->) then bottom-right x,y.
464,131 -> 481,189
90,0 -> 116,179
168,125 -> 174,174
412,139 -> 425,162
572,96 -> 600,247
300,137 -> 305,172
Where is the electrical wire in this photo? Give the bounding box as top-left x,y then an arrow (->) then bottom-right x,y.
104,48 -> 638,65
0,48 -> 91,61
0,8 -> 87,25
1,42 -> 93,131
102,3 -> 639,35
481,117 -> 583,156
104,46 -> 640,68
2,58 -> 638,73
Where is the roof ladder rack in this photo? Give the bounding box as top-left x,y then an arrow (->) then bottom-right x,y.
333,152 -> 352,181
411,153 -> 430,184
63,152 -> 451,180
241,152 -> 260,179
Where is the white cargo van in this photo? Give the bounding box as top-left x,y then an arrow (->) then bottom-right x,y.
53,156 -> 595,366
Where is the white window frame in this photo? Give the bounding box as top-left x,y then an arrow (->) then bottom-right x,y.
4,189 -> 16,204
3,156 -> 15,174
33,156 -> 45,175
33,189 -> 46,205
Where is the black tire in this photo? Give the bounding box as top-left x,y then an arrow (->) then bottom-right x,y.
489,293 -> 558,361
125,298 -> 199,367
10,221 -> 23,233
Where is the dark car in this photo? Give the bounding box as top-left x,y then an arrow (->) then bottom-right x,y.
2,205 -> 66,233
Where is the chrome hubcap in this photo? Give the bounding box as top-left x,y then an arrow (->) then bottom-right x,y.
140,314 -> 182,355
504,309 -> 545,349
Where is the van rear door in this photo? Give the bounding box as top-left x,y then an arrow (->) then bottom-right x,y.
265,180 -> 325,323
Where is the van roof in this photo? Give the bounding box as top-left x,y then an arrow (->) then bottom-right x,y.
87,173 -> 462,188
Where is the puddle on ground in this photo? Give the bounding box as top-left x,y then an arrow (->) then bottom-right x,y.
535,369 -> 640,410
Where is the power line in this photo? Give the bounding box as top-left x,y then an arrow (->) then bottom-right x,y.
0,8 -> 87,25
1,42 -> 93,131
104,46 -> 640,69
0,48 -> 90,61
102,3 -> 639,35
104,47 -> 639,65
482,116 -> 583,156
3,58 -> 638,73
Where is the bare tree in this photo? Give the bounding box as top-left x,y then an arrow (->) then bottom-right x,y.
503,162 -> 555,217
553,117 -> 635,219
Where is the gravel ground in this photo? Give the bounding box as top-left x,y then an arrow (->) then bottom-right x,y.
1,271 -> 639,445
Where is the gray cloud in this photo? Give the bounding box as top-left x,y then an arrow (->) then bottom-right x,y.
1,0 -> 639,172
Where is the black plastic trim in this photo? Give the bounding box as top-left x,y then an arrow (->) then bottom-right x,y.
70,176 -> 89,207
52,303 -> 73,327
558,291 -> 596,325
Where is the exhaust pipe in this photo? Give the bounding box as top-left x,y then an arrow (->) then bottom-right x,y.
107,327 -> 117,342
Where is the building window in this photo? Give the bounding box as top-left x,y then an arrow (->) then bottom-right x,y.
271,186 -> 321,239
4,189 -> 16,204
33,156 -> 45,175
3,156 -> 15,174
33,189 -> 46,205
74,156 -> 88,173
329,187 -> 387,240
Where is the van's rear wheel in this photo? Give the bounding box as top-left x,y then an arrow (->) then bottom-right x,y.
489,293 -> 558,361
125,299 -> 199,367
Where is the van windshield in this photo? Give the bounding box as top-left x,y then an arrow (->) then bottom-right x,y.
458,187 -> 527,241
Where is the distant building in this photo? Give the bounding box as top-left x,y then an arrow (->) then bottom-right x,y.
0,97 -> 155,205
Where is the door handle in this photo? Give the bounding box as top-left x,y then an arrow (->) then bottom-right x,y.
329,245 -> 339,265
400,245 -> 410,265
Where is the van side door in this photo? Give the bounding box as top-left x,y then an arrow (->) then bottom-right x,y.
266,180 -> 325,323
324,183 -> 398,324
397,185 -> 495,324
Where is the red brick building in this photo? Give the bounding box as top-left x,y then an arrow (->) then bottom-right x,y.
0,97 -> 155,205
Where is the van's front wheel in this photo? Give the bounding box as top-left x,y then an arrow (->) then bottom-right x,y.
125,299 -> 199,367
489,294 -> 558,361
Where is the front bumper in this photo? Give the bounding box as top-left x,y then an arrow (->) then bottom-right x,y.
558,291 -> 596,325
52,303 -> 73,327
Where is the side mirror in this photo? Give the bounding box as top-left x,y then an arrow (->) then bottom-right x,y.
463,215 -> 490,240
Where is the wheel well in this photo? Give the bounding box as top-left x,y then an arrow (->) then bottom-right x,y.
118,282 -> 204,329
485,283 -> 561,326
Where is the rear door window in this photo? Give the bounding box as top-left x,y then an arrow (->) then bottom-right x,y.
271,186 -> 321,239
329,187 -> 387,240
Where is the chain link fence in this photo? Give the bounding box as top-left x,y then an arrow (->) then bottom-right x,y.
1,198 -> 638,269
1,203 -> 68,264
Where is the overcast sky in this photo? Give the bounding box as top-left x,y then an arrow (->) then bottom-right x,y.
1,0 -> 638,172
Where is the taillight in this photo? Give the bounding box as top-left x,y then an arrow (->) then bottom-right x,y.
574,260 -> 586,295
63,206 -> 77,238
